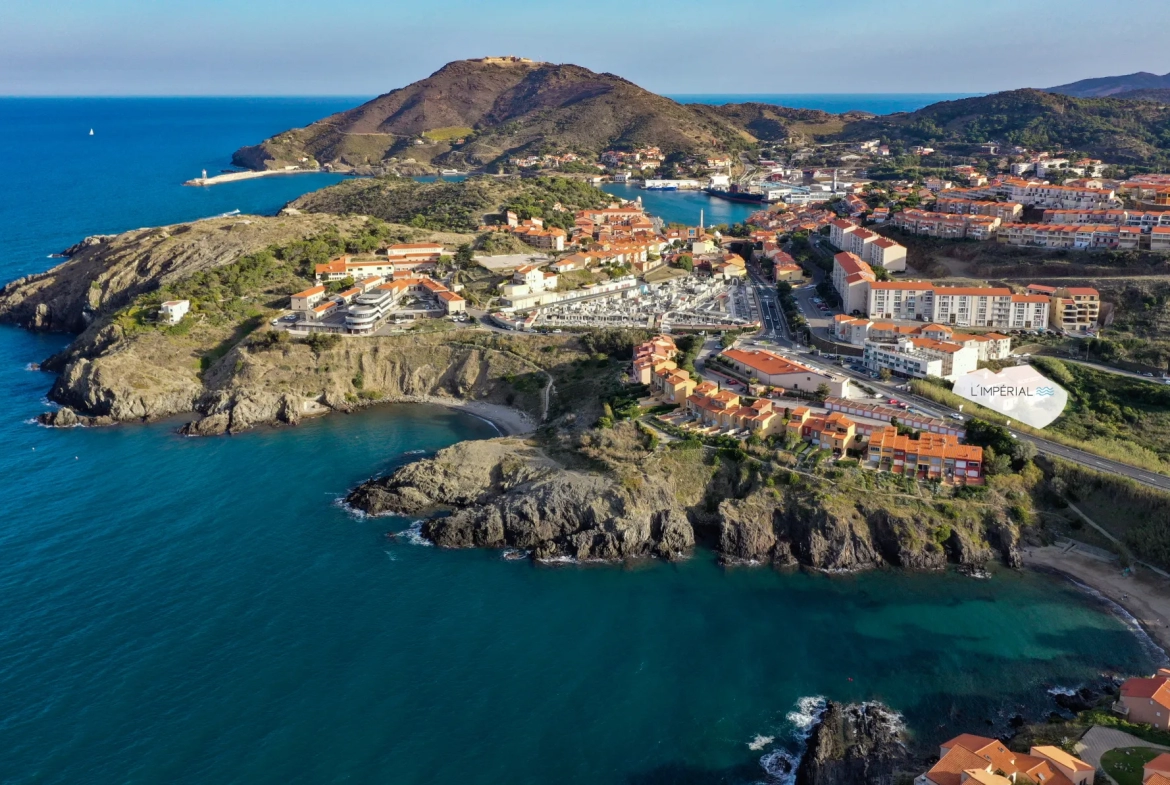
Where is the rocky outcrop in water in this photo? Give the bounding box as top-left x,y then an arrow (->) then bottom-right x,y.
795,702 -> 910,785
348,437 -> 695,561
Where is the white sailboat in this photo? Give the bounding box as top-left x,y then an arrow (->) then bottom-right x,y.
88,129 -> 94,136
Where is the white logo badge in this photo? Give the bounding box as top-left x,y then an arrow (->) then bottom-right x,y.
952,365 -> 1068,429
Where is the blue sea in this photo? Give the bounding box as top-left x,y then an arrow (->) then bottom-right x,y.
0,98 -> 1156,785
669,93 -> 979,115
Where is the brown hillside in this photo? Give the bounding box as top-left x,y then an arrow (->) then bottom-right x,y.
232,59 -> 758,171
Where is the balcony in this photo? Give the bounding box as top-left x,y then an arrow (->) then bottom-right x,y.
1112,701 -> 1130,717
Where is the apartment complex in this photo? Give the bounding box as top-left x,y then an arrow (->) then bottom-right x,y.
1041,208 -> 1170,229
829,220 -> 908,271
868,427 -> 984,485
997,222 -> 1143,250
685,382 -> 785,437
866,283 -> 1050,329
943,178 -> 1120,210
1116,670 -> 1170,729
892,209 -> 1001,240
631,335 -> 679,384
934,198 -> 1023,221
1026,284 -> 1101,333
786,408 -> 857,452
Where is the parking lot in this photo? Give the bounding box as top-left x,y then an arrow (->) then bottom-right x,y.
532,276 -> 751,330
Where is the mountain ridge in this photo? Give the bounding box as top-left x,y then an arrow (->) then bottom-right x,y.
1046,70 -> 1170,98
232,60 -> 1170,173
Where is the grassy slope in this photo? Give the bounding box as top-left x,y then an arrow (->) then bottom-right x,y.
288,175 -> 612,232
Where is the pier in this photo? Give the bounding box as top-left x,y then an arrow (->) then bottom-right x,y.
183,167 -> 319,187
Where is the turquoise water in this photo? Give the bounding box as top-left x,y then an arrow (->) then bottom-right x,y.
0,99 -> 1159,784
602,183 -> 761,227
0,97 -> 361,278
668,93 -> 979,115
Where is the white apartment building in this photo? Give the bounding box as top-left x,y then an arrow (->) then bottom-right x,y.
867,283 -> 1050,329
863,336 -> 978,381
829,219 -> 908,271
831,252 -> 876,314
867,282 -> 936,320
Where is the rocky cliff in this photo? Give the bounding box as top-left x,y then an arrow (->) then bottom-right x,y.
795,702 -> 911,785
40,328 -> 549,436
0,214 -> 364,333
346,423 -> 1025,570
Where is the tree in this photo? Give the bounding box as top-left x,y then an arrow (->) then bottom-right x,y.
454,243 -> 475,266
814,383 -> 830,402
678,254 -> 694,272
879,367 -> 893,382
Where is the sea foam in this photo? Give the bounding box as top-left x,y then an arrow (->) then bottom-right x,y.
755,696 -> 828,784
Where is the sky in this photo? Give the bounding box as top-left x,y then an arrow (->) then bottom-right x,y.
3,0 -> 1169,96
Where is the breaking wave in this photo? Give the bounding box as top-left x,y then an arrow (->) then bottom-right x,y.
391,520 -> 433,547
754,696 -> 828,784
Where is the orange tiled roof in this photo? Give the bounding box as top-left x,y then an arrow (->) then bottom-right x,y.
925,747 -> 992,785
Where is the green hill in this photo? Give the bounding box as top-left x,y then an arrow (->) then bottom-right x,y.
837,89 -> 1170,166
286,175 -> 612,232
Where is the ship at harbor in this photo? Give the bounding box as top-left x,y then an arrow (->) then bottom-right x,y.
704,183 -> 767,203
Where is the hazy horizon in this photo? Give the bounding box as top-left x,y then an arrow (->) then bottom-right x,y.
4,0 -> 1168,96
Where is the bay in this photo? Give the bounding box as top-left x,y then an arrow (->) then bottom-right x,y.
0,98 -> 1157,785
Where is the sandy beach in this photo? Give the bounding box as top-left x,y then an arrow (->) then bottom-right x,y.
395,395 -> 536,437
1024,544 -> 1170,657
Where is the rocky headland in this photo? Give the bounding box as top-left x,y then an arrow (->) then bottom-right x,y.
347,421 -> 1025,569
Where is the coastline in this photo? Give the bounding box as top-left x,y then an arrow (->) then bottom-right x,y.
1023,544 -> 1170,660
